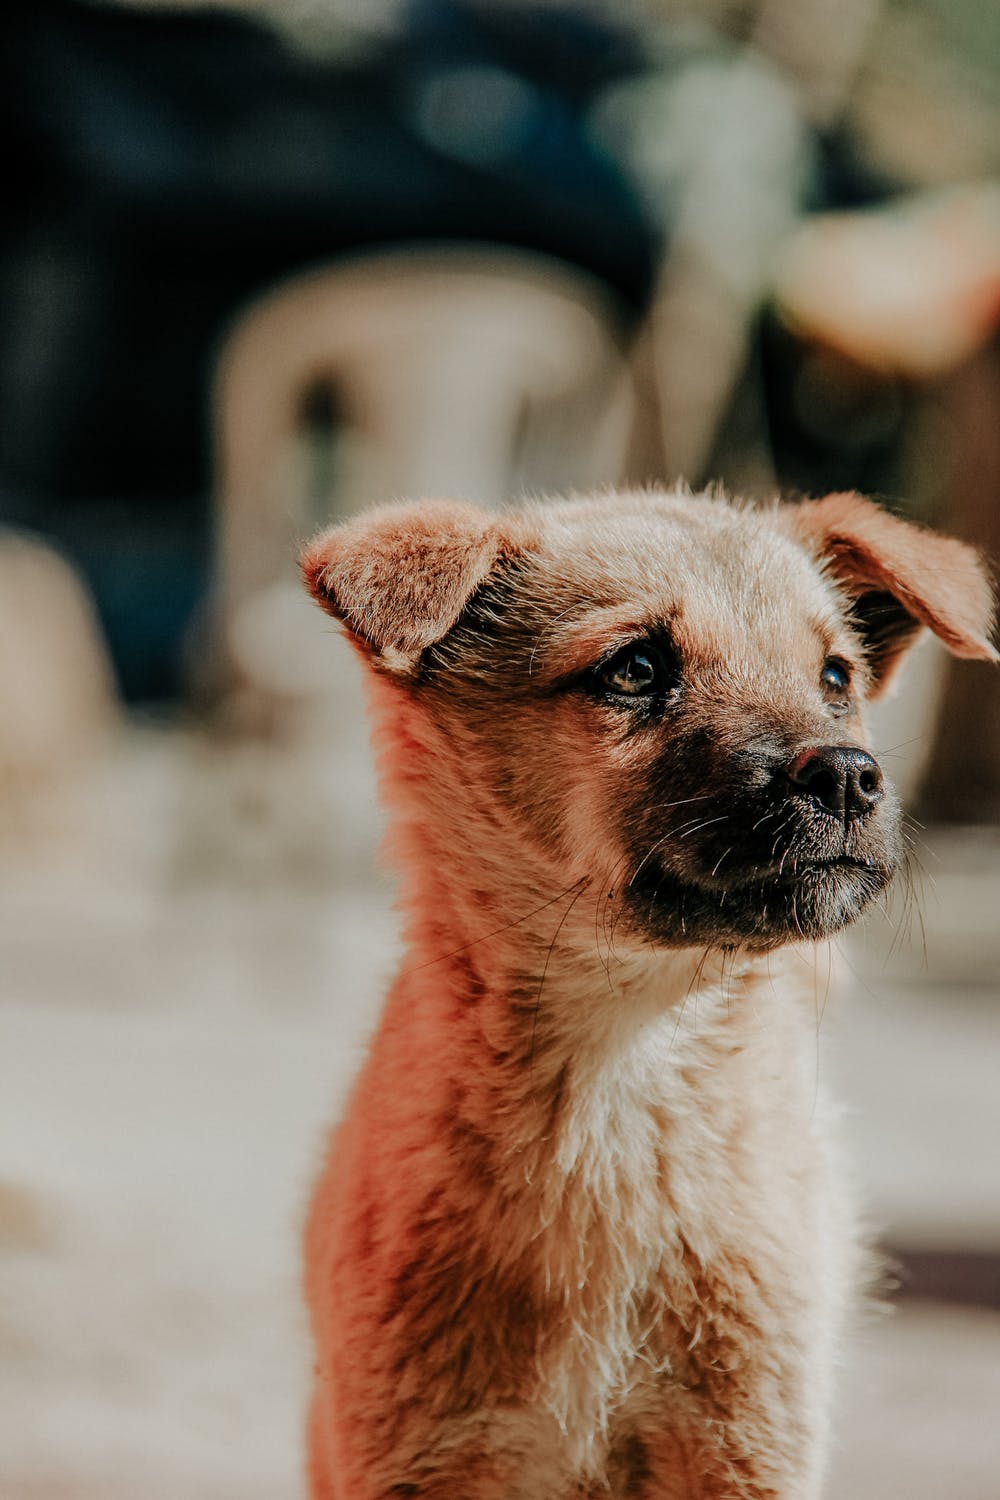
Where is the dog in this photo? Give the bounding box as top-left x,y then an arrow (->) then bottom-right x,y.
300,487 -> 996,1499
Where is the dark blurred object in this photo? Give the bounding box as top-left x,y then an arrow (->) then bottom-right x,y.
918,336 -> 1000,823
756,317 -> 909,499
717,185 -> 1000,502
894,1247 -> 1000,1312
760,187 -> 1000,825
0,0 -> 653,699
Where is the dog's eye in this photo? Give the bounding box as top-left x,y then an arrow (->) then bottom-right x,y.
820,658 -> 851,696
597,642 -> 675,698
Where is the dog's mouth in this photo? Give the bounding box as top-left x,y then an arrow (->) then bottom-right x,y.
624,846 -> 896,950
768,854 -> 888,878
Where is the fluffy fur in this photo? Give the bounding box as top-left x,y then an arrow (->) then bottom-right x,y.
301,488 -> 996,1499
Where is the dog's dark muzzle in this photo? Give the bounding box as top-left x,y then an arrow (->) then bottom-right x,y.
623,740 -> 899,948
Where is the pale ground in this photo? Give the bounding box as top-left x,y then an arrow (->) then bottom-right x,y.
1,704 -> 999,1499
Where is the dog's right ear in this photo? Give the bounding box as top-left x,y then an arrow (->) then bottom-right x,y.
300,499 -> 509,673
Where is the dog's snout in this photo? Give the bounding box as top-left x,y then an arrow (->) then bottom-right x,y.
782,746 -> 884,821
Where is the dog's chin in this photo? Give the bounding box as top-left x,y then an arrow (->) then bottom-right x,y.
625,856 -> 896,953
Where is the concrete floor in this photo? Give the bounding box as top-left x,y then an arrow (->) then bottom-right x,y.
1,724 -> 998,1499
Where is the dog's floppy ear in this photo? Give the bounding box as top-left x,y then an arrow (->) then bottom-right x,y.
794,491 -> 997,693
301,499 -> 507,672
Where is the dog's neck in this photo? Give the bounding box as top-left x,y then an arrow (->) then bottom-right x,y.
377,701 -> 814,1166
392,813 -> 785,1096
388,851 -> 816,1270
374,752 -> 825,1310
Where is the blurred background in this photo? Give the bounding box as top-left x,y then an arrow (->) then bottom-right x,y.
1,1 -> 999,1495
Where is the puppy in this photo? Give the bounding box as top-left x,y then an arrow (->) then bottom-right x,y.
300,488 -> 996,1499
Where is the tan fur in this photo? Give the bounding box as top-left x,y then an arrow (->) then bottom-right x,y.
300,488 -> 995,1499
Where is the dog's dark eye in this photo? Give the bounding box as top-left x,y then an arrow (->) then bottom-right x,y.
820,658 -> 851,696
597,642 -> 676,698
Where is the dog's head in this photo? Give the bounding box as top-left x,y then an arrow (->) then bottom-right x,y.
303,490 -> 995,952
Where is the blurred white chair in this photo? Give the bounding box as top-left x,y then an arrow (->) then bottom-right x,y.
208,247 -> 634,730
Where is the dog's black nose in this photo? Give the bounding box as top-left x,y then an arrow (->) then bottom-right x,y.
783,746 -> 884,821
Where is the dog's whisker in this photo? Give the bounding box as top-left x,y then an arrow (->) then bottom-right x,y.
403,877 -> 589,980
626,834 -> 675,890
651,794 -> 713,812
594,850 -> 639,973
874,734 -> 926,757
776,822 -> 801,874
901,817 -> 939,869
675,815 -> 730,841
666,983 -> 694,1059
593,868 -> 626,991
887,846 -> 928,970
626,815 -> 730,893
529,881 -> 590,1075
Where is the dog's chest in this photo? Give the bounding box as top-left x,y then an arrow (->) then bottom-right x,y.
515,1008 -> 828,1487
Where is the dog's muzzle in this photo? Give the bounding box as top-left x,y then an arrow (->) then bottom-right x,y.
623,740 -> 898,949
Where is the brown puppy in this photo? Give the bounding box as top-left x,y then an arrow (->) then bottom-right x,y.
301,488 -> 996,1499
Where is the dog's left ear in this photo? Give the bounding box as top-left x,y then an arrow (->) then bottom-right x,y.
794,491 -> 998,693
301,499 -> 514,673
